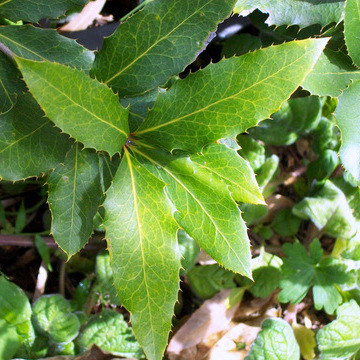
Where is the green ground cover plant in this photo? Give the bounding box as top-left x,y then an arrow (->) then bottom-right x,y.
1,0 -> 360,359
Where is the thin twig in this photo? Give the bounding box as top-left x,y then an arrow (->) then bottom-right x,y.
0,234 -> 104,250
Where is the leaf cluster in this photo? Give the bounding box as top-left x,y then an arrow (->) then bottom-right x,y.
1,0 -> 360,359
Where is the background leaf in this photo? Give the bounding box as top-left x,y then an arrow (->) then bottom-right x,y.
136,39 -> 328,152
0,25 -> 94,72
104,150 -> 181,360
246,318 -> 300,360
0,93 -> 70,181
0,0 -> 88,22
317,300 -> 360,359
0,276 -> 32,335
16,58 -> 129,155
234,0 -> 344,27
91,0 -> 236,96
47,144 -> 103,258
32,295 -> 79,344
187,264 -> 236,299
77,309 -> 143,357
293,180 -> 357,238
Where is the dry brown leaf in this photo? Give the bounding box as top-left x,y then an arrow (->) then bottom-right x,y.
60,0 -> 106,32
167,289 -> 238,360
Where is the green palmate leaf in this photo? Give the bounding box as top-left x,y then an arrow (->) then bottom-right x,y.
77,309 -> 143,358
0,93 -> 70,181
0,51 -> 26,114
302,49 -> 360,97
0,0 -> 88,22
16,58 -> 129,155
0,25 -> 94,73
335,80 -> 360,184
278,240 -> 349,314
91,0 -> 236,96
132,145 -> 252,277
234,0 -> 344,27
47,144 -> 103,257
103,149 -> 181,360
293,180 -> 357,238
136,39 -> 328,152
344,0 -> 360,67
246,318 -> 300,360
317,300 -> 360,359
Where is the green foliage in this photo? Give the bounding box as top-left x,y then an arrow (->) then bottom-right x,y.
0,93 -> 70,181
187,264 -> 237,299
0,275 -> 142,359
344,0 -> 360,68
2,0 -> 360,358
278,239 -> 350,314
293,181 -> 357,239
317,300 -> 360,359
0,0 -> 88,22
136,38 -> 327,152
77,309 -> 143,358
335,80 -> 360,184
91,0 -> 236,96
246,318 -> 300,360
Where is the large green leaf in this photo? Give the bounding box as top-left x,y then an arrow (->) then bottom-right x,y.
132,145 -> 252,278
334,80 -> 360,184
0,93 -> 70,181
344,0 -> 360,67
234,0 -> 344,27
136,39 -> 328,152
0,0 -> 88,22
302,49 -> 360,97
103,149 -> 181,360
91,0 -> 236,96
16,58 -> 129,155
0,25 -> 94,72
317,300 -> 360,359
191,142 -> 264,204
246,318 -> 300,360
0,51 -> 25,114
47,144 -> 103,258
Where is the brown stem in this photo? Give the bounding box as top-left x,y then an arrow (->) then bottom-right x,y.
0,234 -> 105,251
